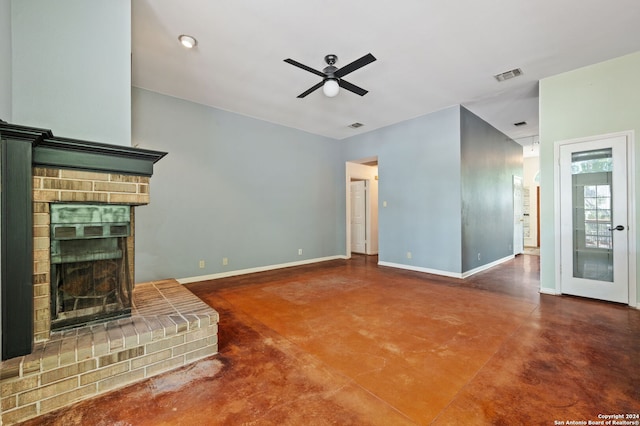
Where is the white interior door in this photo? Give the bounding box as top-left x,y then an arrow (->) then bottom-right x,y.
513,175 -> 524,254
559,135 -> 629,303
350,180 -> 366,254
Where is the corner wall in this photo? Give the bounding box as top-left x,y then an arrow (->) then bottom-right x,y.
539,51 -> 640,304
460,107 -> 522,272
0,0 -> 10,122
0,0 -> 8,376
10,0 -> 131,146
343,106 -> 463,274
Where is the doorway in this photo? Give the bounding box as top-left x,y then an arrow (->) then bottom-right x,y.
555,132 -> 636,304
346,159 -> 379,256
513,175 -> 524,255
350,180 -> 367,254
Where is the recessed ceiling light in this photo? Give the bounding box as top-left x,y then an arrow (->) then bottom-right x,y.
494,68 -> 523,82
348,122 -> 364,129
178,35 -> 197,49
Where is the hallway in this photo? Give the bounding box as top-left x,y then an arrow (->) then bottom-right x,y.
20,255 -> 640,425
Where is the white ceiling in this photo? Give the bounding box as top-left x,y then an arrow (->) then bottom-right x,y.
131,0 -> 640,144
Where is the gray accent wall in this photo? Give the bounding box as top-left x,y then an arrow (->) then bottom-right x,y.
11,0 -> 131,146
343,106 -> 463,273
460,107 -> 522,272
132,88 -> 344,283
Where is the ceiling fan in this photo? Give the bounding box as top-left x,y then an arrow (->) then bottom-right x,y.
284,53 -> 376,98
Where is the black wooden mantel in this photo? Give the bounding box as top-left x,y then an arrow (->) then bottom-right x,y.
0,121 -> 167,360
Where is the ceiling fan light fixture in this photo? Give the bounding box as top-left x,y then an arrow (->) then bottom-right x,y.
322,79 -> 340,97
284,53 -> 375,98
178,34 -> 197,49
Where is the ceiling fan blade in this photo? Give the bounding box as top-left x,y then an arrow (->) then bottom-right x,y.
284,58 -> 326,77
338,79 -> 368,96
334,53 -> 376,78
297,81 -> 324,98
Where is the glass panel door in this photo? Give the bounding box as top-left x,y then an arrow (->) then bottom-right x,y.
559,135 -> 628,304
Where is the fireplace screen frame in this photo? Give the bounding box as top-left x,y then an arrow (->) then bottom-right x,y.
50,203 -> 133,331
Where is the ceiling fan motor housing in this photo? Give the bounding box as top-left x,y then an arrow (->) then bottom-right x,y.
323,65 -> 337,80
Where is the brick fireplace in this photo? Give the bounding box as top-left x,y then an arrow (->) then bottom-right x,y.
31,167 -> 149,342
1,122 -> 219,425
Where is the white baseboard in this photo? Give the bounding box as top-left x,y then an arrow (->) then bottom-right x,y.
538,289 -> 639,308
176,255 -> 347,284
378,261 -> 463,279
379,255 -> 514,280
461,255 -> 514,279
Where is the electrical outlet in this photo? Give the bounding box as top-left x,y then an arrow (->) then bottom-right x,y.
407,251 -> 412,259
199,260 -> 205,269
222,257 -> 228,266
477,253 -> 481,261
298,249 -> 303,256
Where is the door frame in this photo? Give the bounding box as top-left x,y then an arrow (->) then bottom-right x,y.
345,159 -> 379,257
553,130 -> 636,306
537,187 -> 540,247
513,175 -> 524,255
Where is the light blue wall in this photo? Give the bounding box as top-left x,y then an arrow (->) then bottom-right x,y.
0,0 -> 10,121
342,106 -> 463,273
539,51 -> 640,303
11,0 -> 131,146
132,88 -> 344,283
460,107 -> 522,272
133,92 -> 517,281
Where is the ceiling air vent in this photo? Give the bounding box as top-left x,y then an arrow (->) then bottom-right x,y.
494,68 -> 523,82
348,122 -> 364,129
514,121 -> 527,127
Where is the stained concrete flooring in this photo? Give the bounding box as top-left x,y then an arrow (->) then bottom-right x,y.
19,255 -> 640,425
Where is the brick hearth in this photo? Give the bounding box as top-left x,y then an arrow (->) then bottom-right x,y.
0,279 -> 219,425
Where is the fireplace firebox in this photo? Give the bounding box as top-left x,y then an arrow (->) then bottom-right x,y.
50,204 -> 133,330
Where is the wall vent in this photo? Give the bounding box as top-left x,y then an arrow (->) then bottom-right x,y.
494,68 -> 523,82
348,122 -> 364,129
514,121 -> 527,126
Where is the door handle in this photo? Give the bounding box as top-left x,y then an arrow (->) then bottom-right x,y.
608,225 -> 625,231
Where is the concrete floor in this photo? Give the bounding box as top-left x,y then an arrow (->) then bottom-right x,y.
20,255 -> 640,425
